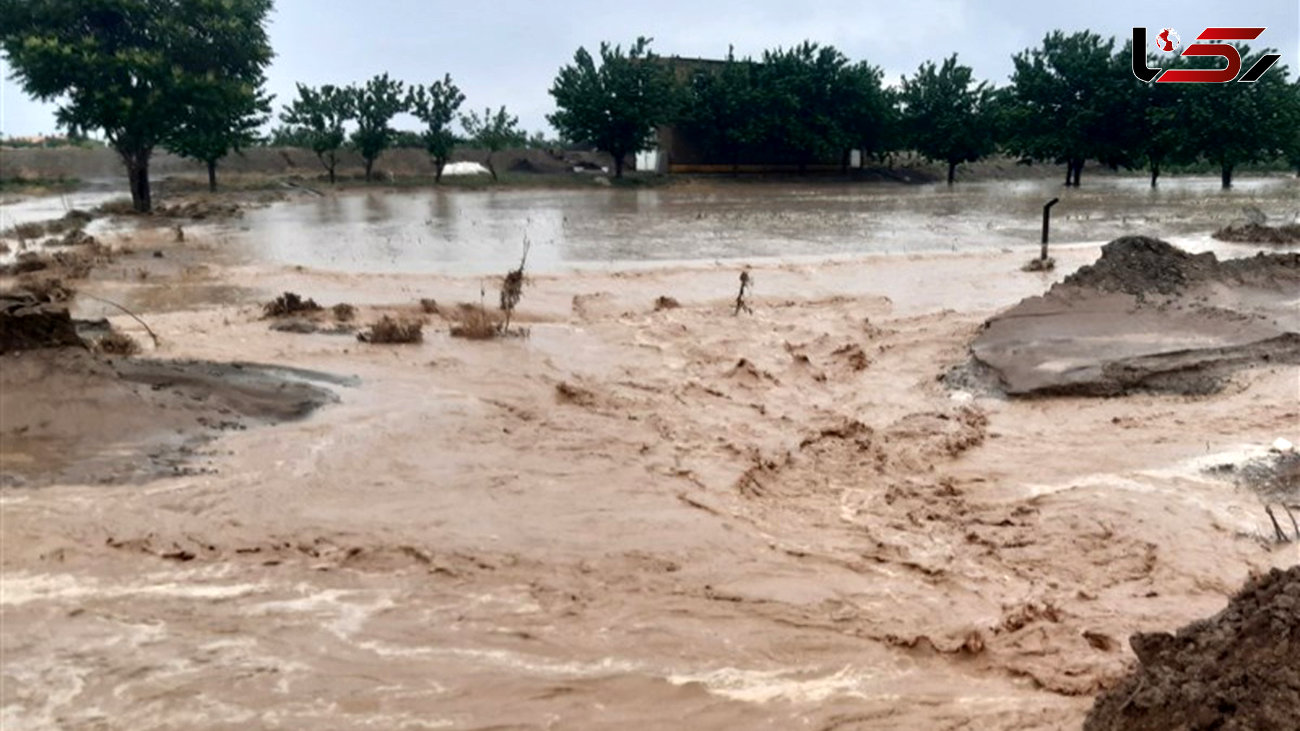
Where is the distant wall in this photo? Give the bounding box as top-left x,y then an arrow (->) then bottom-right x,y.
0,146 -> 620,181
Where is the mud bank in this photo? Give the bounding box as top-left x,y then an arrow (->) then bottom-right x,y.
970,237 -> 1300,396
1086,566 -> 1300,730
0,349 -> 350,486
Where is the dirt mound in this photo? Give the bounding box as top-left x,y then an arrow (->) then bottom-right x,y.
1062,236 -> 1220,298
970,238 -> 1300,396
0,290 -> 84,353
1213,222 -> 1300,245
1085,566 -> 1300,731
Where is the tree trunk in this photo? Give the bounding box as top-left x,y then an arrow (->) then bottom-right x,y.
613,154 -> 624,179
1070,158 -> 1083,187
486,151 -> 497,182
207,159 -> 218,192
434,158 -> 445,184
1064,164 -> 1073,186
364,157 -> 374,182
1221,163 -> 1233,189
1150,161 -> 1160,188
120,147 -> 153,213
947,161 -> 957,186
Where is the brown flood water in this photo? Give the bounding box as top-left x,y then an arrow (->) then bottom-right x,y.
2,176 -> 1298,730
236,176 -> 1300,274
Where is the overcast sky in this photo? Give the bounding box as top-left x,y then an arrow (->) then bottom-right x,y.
2,0 -> 1297,138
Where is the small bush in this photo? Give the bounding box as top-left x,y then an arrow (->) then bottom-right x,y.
333,303 -> 357,322
419,298 -> 440,314
654,296 -> 680,310
93,330 -> 141,356
1022,257 -> 1056,272
358,315 -> 423,344
449,305 -> 500,340
263,291 -> 322,317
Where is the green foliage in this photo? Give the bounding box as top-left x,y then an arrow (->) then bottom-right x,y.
279,84 -> 355,183
678,51 -> 764,168
899,54 -> 995,183
461,106 -> 524,181
408,74 -> 466,182
349,73 -> 407,181
548,37 -> 677,177
167,84 -> 272,191
1005,31 -> 1132,185
0,0 -> 274,211
1175,46 -> 1294,187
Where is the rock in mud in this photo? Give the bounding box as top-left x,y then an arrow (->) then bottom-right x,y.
0,290 -> 84,354
969,237 -> 1300,396
1085,566 -> 1300,731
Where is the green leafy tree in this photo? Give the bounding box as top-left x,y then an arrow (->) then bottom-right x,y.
461,106 -> 525,181
350,73 -> 407,182
168,85 -> 272,191
899,54 -> 995,184
1177,46 -> 1293,188
280,84 -> 355,184
1288,79 -> 1300,177
0,0 -> 274,212
548,37 -> 677,177
1006,31 -> 1132,186
408,74 -> 466,183
679,50 -> 764,172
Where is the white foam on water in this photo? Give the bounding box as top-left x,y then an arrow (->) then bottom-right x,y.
0,572 -> 267,606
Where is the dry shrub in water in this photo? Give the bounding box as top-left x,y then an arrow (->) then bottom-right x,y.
263,291 -> 321,317
332,303 -> 357,322
94,330 -> 140,356
359,315 -> 423,344
1022,256 -> 1056,272
654,295 -> 680,310
419,298 -> 439,314
449,305 -> 499,340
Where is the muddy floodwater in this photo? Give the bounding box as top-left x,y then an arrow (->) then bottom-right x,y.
236,176 -> 1300,274
2,175 -> 1299,730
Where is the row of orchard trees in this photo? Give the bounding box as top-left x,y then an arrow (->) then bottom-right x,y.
554,34 -> 1300,188
272,74 -> 524,184
2,0 -> 1298,212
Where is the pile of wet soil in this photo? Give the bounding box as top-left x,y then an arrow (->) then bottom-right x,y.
1213,222 -> 1300,245
1063,236 -> 1300,299
0,349 -> 350,486
968,237 -> 1300,396
0,290 -> 83,353
1085,566 -> 1300,730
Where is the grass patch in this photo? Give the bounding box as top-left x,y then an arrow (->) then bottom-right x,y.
332,303 -> 357,322
358,315 -> 423,344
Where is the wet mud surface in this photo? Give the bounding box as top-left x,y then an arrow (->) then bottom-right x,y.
0,350 -> 349,486
1086,566 -> 1300,731
970,237 -> 1300,396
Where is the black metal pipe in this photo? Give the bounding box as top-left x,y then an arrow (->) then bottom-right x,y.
1041,197 -> 1060,260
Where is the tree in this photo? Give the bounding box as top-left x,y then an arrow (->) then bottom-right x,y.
899,55 -> 996,184
350,73 -> 407,182
0,0 -> 274,212
461,106 -> 524,181
1006,31 -> 1132,186
1289,80 -> 1300,177
408,74 -> 466,183
679,50 -> 764,172
280,84 -> 355,184
168,84 -> 272,191
1177,46 -> 1293,188
548,37 -> 676,177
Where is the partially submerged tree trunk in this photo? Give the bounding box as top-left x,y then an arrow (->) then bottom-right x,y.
316,151 -> 338,183
363,157 -> 375,182
947,160 -> 957,185
1150,160 -> 1160,188
613,152 -> 625,179
1221,162 -> 1234,189
485,151 -> 498,182
434,158 -> 446,184
119,146 -> 154,213
206,159 -> 218,192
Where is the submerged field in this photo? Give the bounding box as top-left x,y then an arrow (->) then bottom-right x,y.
1,175 -> 1298,729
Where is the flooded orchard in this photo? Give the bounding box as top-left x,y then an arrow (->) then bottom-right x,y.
2,175 -> 1299,730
